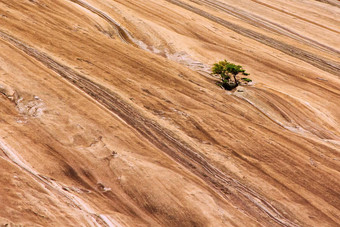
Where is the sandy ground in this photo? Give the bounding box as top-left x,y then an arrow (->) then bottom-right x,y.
0,0 -> 339,226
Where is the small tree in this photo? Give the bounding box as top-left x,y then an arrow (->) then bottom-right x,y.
212,60 -> 251,90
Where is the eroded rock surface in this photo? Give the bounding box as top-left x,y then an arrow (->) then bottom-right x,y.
0,0 -> 339,226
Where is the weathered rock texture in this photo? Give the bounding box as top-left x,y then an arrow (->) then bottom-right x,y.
0,0 -> 339,226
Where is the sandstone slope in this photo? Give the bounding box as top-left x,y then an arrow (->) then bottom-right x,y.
0,0 -> 339,226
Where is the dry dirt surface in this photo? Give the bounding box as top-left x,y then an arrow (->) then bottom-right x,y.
0,0 -> 339,226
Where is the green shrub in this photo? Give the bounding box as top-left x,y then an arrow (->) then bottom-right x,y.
212,60 -> 251,90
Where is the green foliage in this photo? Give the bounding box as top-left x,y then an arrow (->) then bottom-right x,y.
212,60 -> 230,80
212,60 -> 250,90
241,77 -> 252,82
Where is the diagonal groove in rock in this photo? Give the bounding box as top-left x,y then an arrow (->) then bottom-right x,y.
248,0 -> 340,34
314,0 -> 340,7
68,0 -> 136,46
191,0 -> 340,55
0,30 -> 299,227
0,140 -> 114,227
165,0 -> 340,76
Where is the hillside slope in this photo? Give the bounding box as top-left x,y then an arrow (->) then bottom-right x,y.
0,0 -> 339,226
